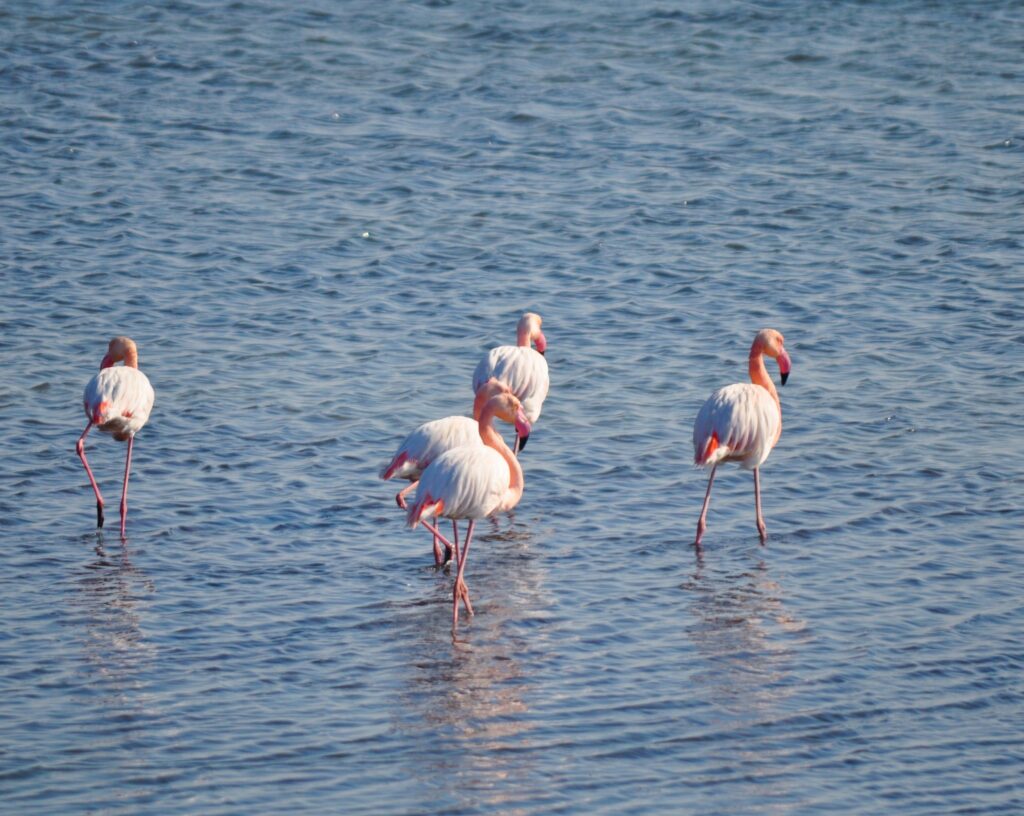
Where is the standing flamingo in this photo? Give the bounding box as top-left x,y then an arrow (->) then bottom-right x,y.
381,378 -> 516,565
77,337 -> 155,536
472,312 -> 548,452
692,329 -> 791,547
406,390 -> 530,627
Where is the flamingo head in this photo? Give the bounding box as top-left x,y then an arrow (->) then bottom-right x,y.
517,312 -> 546,355
483,391 -> 532,449
755,328 -> 790,386
473,378 -> 514,420
101,336 -> 138,369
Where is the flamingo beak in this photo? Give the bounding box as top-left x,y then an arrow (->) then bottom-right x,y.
100,354 -> 114,370
514,408 -> 531,451
778,349 -> 791,386
534,332 -> 547,356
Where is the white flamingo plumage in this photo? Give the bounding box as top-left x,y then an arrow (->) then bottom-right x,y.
381,379 -> 515,565
77,337 -> 155,536
472,312 -> 548,452
692,328 -> 791,547
406,390 -> 530,628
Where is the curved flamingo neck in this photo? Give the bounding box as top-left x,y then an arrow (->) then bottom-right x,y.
123,344 -> 139,369
516,323 -> 532,347
472,387 -> 490,420
478,405 -> 524,504
749,343 -> 779,409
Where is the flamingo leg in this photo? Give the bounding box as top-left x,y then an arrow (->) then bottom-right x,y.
119,435 -> 134,537
77,422 -> 105,528
753,467 -> 767,543
452,520 -> 475,627
695,464 -> 717,548
419,519 -> 457,557
395,481 -> 417,509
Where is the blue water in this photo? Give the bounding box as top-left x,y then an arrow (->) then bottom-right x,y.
2,1 -> 1023,813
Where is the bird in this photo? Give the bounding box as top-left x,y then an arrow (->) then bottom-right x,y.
381,378 -> 516,566
406,390 -> 530,628
77,336 -> 155,537
472,312 -> 548,453
692,328 -> 791,548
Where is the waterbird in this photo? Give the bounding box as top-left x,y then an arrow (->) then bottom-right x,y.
381,378 -> 516,565
77,337 -> 155,537
406,390 -> 530,628
472,312 -> 548,453
692,329 -> 791,547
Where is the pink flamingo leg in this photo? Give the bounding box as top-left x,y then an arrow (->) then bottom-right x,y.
419,519 -> 457,557
76,422 -> 105,528
452,520 -> 475,627
119,435 -> 134,537
395,481 -> 417,509
395,482 -> 452,565
753,467 -> 767,543
695,464 -> 717,547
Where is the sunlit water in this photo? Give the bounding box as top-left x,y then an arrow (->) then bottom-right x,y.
2,1 -> 1023,813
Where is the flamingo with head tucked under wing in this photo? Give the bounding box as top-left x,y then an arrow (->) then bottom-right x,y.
692,328 -> 791,547
472,312 -> 548,453
77,337 -> 155,537
406,390 -> 530,628
381,378 -> 516,565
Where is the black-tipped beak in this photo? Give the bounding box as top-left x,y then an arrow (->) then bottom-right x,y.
538,350 -> 545,356
516,434 -> 529,453
780,371 -> 789,386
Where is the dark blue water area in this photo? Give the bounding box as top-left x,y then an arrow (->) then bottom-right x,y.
1,1 -> 1023,813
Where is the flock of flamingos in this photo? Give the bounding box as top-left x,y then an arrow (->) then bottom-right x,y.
75,314 -> 792,629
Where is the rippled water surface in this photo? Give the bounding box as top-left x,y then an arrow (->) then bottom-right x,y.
2,1 -> 1023,813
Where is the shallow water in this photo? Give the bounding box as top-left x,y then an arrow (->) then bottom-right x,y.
2,1 -> 1023,813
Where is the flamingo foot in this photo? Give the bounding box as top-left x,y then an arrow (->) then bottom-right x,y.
453,577 -> 473,627
432,539 -> 454,568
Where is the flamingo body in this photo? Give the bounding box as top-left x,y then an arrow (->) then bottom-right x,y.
407,446 -> 510,524
381,416 -> 481,482
84,367 -> 155,441
472,346 -> 549,424
693,383 -> 780,470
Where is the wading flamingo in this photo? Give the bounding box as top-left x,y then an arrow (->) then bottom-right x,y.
381,378 -> 516,565
77,337 -> 155,536
472,312 -> 548,453
406,390 -> 530,628
692,329 -> 791,547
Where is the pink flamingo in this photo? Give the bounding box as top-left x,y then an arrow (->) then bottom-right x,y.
381,378 -> 516,565
406,390 -> 530,627
692,329 -> 791,547
472,312 -> 548,452
77,337 -> 155,536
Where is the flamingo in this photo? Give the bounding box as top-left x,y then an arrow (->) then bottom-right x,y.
381,378 -> 516,565
692,328 -> 791,547
472,312 -> 548,453
406,390 -> 530,627
77,337 -> 155,537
